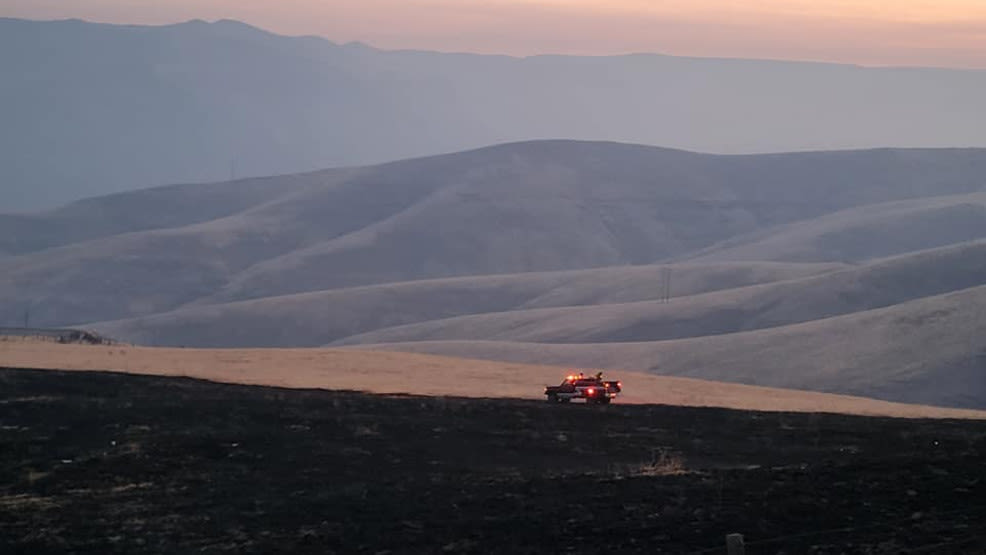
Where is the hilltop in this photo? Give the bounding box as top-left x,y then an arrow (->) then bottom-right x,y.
3,17 -> 986,209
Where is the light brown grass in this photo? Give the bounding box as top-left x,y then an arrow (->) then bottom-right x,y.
1,341 -> 984,420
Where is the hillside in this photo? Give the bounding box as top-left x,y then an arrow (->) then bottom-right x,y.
330,240 -> 986,345
3,17 -> 986,210
90,261 -> 843,347
0,170 -> 347,256
4,140 -> 986,408
349,283 -> 986,409
4,141 -> 986,329
683,192 -> 986,263
2,341 -> 983,419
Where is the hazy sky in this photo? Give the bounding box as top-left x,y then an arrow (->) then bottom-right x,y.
3,0 -> 985,68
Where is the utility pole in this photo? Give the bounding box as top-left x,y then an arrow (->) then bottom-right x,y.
665,267 -> 672,303
661,267 -> 673,304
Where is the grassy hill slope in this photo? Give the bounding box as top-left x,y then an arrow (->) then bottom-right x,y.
1,341 -> 983,418
332,240 -> 986,345
90,261 -> 842,347
350,284 -> 986,408
683,192 -> 986,263
5,142 -> 986,328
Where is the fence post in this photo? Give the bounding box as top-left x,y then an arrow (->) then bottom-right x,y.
726,533 -> 745,555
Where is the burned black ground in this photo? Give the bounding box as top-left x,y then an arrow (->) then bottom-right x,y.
1,368 -> 984,554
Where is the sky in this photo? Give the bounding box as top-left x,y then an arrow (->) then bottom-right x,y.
3,0 -> 985,68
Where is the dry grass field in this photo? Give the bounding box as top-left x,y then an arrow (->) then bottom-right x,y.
2,340 -> 984,419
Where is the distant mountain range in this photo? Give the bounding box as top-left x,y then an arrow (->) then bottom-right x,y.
3,17 -> 986,210
3,140 -> 986,408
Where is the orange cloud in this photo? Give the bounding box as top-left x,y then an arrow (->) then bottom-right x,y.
502,0 -> 986,23
2,0 -> 985,68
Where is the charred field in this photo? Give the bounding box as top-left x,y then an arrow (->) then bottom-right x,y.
1,368 -> 985,554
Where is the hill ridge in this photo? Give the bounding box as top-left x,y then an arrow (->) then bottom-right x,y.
4,16 -> 986,209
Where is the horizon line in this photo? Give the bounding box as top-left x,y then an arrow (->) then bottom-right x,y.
6,15 -> 986,72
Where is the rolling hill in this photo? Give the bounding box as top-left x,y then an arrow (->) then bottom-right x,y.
90,261 -> 843,347
0,170 -> 349,256
3,17 -> 986,210
4,140 -> 986,408
347,282 -> 986,409
329,240 -> 986,346
5,141 -> 986,329
682,192 -> 986,263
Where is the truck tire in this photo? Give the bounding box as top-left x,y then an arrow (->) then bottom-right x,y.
547,393 -> 559,403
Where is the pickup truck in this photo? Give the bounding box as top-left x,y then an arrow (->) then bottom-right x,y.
544,374 -> 621,404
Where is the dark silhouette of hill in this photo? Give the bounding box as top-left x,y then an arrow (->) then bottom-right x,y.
3,17 -> 986,210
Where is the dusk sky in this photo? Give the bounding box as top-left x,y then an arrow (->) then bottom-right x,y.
3,0 -> 985,68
